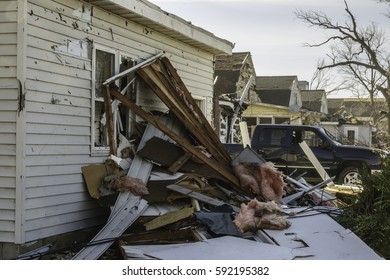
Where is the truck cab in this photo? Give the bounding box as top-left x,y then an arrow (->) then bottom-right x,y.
250,124 -> 383,185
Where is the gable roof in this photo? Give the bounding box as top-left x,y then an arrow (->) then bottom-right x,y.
301,90 -> 326,113
256,76 -> 297,90
83,0 -> 233,55
256,76 -> 298,107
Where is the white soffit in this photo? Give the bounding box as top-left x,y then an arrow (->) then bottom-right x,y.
83,0 -> 234,55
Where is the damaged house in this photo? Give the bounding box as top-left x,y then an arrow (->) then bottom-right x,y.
213,52 -> 258,143
1,0 -> 383,261
0,0 -> 234,258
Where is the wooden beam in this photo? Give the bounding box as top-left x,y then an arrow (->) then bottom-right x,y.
144,207 -> 194,231
103,85 -> 117,155
168,151 -> 192,174
108,87 -> 240,188
160,57 -> 232,162
137,59 -> 231,164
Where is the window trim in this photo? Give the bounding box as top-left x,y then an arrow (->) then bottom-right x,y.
91,45 -> 138,155
91,45 -> 117,155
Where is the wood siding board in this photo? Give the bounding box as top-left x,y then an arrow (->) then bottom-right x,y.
0,134 -> 16,145
26,57 -> 91,81
0,177 -> 16,187
25,101 -> 90,118
0,100 -> 18,111
25,164 -> 87,177
26,69 -> 91,90
26,79 -> 91,99
0,111 -> 17,122
26,112 -> 90,126
0,145 -> 16,156
27,47 -> 92,72
25,145 -> 91,155
25,192 -> 91,210
26,91 -> 91,109
26,133 -> 90,145
25,183 -> 88,199
0,199 -> 15,210
0,10 -> 18,21
0,155 -> 16,166
0,1 -> 18,11
0,33 -> 17,44
0,123 -> 16,132
25,201 -> 100,220
25,174 -> 84,189
0,88 -> 18,99
0,23 -> 17,32
0,165 -> 16,176
0,66 -> 17,77
0,45 -> 17,56
0,55 -> 17,67
0,210 -> 15,221
24,216 -> 105,242
24,155 -> 104,166
25,123 -> 90,136
0,77 -> 19,88
0,188 -> 16,199
0,232 -> 14,243
0,220 -> 15,231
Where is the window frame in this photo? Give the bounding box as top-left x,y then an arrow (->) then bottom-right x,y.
91,44 -> 136,155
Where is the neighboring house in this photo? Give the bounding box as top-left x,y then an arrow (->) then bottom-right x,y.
242,102 -> 304,136
321,122 -> 373,146
256,76 -> 303,113
301,89 -> 328,125
214,52 -> 257,142
241,76 -> 304,134
0,0 -> 233,257
325,98 -> 389,146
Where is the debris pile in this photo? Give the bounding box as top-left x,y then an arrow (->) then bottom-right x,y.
69,56 -> 380,260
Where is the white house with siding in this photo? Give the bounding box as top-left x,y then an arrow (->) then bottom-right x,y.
0,0 -> 233,258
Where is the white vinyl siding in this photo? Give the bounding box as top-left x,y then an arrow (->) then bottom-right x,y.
0,0 -> 221,244
0,0 -> 18,243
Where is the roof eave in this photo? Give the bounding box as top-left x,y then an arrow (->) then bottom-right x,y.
84,0 -> 234,55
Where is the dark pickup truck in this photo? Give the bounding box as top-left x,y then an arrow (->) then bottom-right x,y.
224,124 -> 383,185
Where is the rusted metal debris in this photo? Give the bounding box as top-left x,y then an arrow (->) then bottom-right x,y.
73,56 -> 382,260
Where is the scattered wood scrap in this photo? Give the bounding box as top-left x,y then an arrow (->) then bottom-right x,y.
73,56 -> 370,260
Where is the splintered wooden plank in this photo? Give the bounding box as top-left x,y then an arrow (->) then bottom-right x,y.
298,141 -> 334,186
160,57 -> 231,162
137,60 -> 231,165
109,88 -> 240,188
144,207 -> 194,231
168,151 -> 192,174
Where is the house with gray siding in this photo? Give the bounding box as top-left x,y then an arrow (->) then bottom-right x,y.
0,0 -> 233,258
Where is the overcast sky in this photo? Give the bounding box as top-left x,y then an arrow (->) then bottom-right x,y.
151,0 -> 389,96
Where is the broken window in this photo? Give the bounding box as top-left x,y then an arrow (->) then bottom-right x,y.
92,47 -> 137,152
118,54 -> 136,138
94,48 -> 115,149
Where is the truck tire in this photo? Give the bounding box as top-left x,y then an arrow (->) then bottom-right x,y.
338,166 -> 362,186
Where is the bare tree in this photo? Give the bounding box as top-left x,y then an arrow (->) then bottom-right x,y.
310,59 -> 349,95
295,0 -> 390,133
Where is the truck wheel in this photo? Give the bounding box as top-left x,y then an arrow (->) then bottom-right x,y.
338,166 -> 362,186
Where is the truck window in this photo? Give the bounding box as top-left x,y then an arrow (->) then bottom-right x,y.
270,129 -> 287,146
257,128 -> 288,147
302,130 -> 322,148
